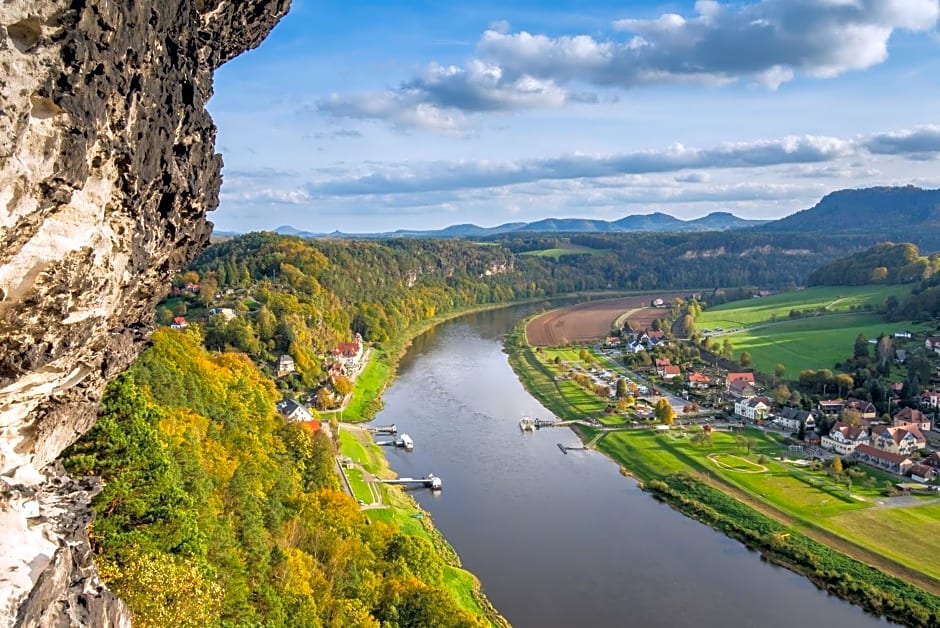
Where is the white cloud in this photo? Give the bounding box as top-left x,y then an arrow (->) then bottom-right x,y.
317,1 -> 938,131
303,125 -> 940,197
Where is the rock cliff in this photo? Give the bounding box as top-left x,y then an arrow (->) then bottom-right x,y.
0,0 -> 290,623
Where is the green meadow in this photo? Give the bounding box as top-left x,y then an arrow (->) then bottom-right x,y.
520,244 -> 610,260
726,313 -> 927,375
698,284 -> 913,329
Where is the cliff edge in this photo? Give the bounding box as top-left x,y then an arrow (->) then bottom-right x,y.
0,1 -> 290,623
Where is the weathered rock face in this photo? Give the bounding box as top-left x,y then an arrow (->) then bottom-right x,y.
0,0 -> 290,623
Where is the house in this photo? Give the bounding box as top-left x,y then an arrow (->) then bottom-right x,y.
895,349 -> 907,364
923,452 -> 940,469
870,424 -> 927,456
919,390 -> 940,409
645,330 -> 666,341
816,399 -> 847,418
662,365 -> 681,380
927,336 -> 940,355
208,307 -> 236,321
605,336 -> 621,346
170,316 -> 188,330
276,354 -> 296,377
687,372 -> 712,389
726,372 -> 755,388
276,398 -> 314,423
910,464 -> 936,483
654,358 -> 672,377
853,444 -> 914,475
843,398 -> 877,420
652,298 -> 665,307
893,407 -> 932,432
773,406 -> 812,431
894,331 -> 912,339
734,396 -> 772,421
821,422 -> 870,456
728,378 -> 757,399
331,333 -> 365,370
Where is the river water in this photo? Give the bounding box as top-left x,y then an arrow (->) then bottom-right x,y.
372,304 -> 891,628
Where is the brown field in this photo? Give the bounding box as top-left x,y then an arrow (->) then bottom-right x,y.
526,294 -> 680,346
625,307 -> 671,331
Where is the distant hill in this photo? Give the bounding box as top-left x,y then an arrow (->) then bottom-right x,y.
235,211 -> 766,239
758,186 -> 940,235
807,242 -> 940,286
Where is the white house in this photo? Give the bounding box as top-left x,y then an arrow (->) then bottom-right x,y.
276,398 -> 314,423
773,407 -> 812,431
277,354 -> 296,377
734,396 -> 772,421
208,307 -> 236,321
821,422 -> 870,456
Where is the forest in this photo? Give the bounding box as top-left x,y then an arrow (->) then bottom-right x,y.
64,329 -> 487,627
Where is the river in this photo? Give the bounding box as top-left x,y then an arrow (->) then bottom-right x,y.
371,304 -> 892,627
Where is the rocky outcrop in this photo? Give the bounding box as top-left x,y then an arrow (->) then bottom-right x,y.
0,0 -> 290,623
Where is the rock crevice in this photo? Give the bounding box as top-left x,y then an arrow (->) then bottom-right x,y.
0,1 -> 290,623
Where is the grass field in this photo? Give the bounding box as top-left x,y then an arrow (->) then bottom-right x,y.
520,244 -> 610,259
594,427 -> 940,574
726,313 -> 928,375
698,284 -> 913,330
343,349 -> 391,420
827,504 -> 940,581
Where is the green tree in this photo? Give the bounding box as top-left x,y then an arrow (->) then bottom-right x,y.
616,378 -> 629,399
853,333 -> 869,360
774,363 -> 786,380
739,351 -> 751,367
156,306 -> 174,326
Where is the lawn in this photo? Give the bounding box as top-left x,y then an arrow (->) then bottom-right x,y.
344,349 -> 391,420
344,467 -> 373,503
826,503 -> 940,582
520,244 -> 610,260
724,313 -> 928,375
594,426 -> 940,578
698,284 -> 914,330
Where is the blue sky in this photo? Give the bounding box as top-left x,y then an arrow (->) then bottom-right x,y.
209,0 -> 940,233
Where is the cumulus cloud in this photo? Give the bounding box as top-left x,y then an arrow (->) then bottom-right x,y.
318,0 -> 938,130
863,125 -> 940,158
305,125 -> 940,196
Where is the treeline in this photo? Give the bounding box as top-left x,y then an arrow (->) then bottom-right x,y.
184,233 -> 544,387
808,242 -> 940,286
490,231 -> 882,291
64,329 -> 487,627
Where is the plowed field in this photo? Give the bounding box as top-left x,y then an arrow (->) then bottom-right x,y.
526,295 -> 679,346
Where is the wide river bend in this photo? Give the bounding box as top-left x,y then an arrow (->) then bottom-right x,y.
372,305 -> 892,627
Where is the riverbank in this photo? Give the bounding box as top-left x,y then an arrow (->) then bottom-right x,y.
336,423 -> 509,627
344,290 -> 645,422
504,318 -> 940,627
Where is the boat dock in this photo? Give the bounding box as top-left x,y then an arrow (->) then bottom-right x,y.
379,474 -> 442,490
557,443 -> 588,455
367,424 -> 398,434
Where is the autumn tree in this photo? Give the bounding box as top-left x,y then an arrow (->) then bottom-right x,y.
739,352 -> 752,367
654,398 -> 676,425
